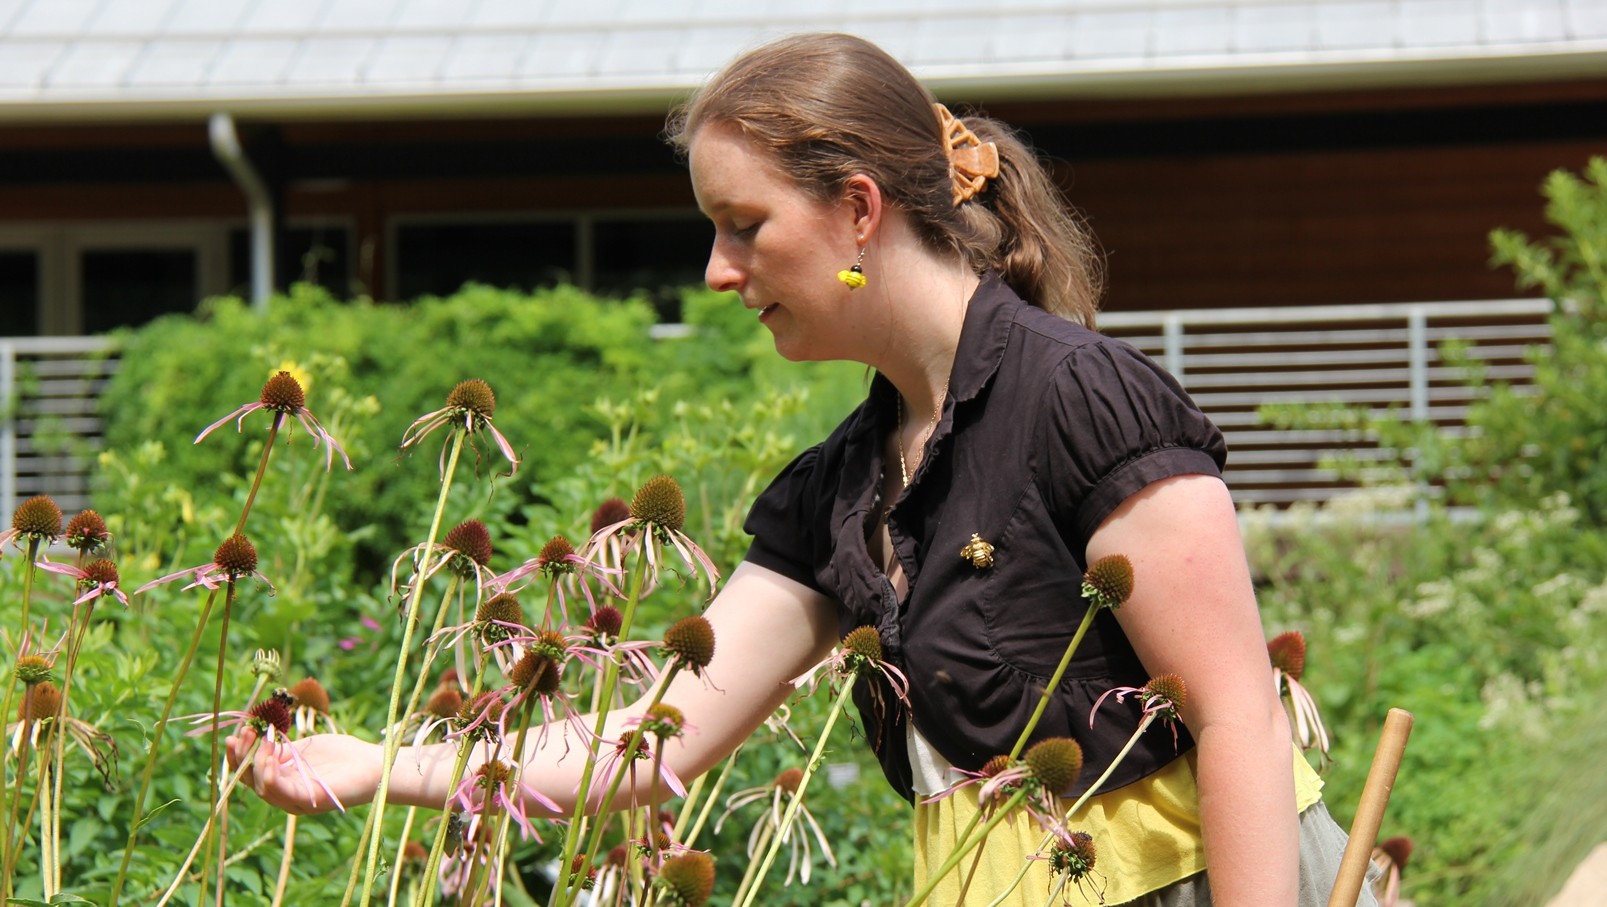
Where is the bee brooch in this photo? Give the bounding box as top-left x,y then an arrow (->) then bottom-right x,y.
960,533 -> 995,569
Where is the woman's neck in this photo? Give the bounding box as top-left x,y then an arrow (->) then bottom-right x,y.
870,260 -> 977,422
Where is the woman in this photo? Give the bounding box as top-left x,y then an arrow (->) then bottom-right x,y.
232,32 -> 1368,906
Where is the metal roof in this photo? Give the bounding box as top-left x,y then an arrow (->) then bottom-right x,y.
2,0 -> 1606,120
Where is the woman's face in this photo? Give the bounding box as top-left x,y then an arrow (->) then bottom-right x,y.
689,123 -> 863,362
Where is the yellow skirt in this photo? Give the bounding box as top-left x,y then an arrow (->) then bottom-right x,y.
912,749 -> 1324,906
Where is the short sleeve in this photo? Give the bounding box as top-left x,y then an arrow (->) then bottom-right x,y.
741,444 -> 829,592
1039,339 -> 1227,554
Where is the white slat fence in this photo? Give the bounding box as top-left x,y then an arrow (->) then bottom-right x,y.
0,297 -> 1555,520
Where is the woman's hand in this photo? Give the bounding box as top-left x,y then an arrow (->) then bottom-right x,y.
226,728 -> 383,816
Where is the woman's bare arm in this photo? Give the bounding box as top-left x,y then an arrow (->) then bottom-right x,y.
228,561 -> 839,817
1087,473 -> 1299,907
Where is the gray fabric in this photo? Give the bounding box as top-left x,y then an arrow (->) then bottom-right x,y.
1128,802 -> 1381,907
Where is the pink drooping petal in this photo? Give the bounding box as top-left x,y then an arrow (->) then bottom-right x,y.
133,565 -> 207,596
195,403 -> 265,444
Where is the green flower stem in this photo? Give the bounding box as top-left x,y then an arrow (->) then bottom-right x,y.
463,692 -> 540,907
153,735 -> 263,907
415,737 -> 476,907
270,812 -> 298,907
952,833 -> 992,907
1,734 -> 38,900
904,786 -> 1031,907
37,757 -> 56,899
984,712 -> 1162,907
1008,604 -> 1102,761
414,668 -> 494,907
343,575 -> 460,907
576,663 -> 684,895
197,579 -> 239,907
0,535 -> 42,902
235,415 -> 283,536
732,676 -> 855,907
383,806 -> 418,907
108,584 -> 223,907
46,596 -> 97,896
355,428 -> 466,907
550,546 -> 650,907
729,820 -> 776,907
676,743 -> 743,849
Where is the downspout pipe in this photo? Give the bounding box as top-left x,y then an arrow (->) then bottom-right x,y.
208,112 -> 273,312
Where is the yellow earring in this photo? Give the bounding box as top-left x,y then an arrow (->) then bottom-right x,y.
837,247 -> 868,289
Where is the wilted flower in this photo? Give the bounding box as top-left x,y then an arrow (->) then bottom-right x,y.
567,611 -> 662,692
654,851 -> 715,907
1269,630 -> 1330,760
488,535 -> 623,627
196,370 -> 351,470
38,557 -> 131,607
1032,828 -> 1104,905
186,692 -> 343,810
661,614 -> 716,678
928,738 -> 1083,830
64,509 -> 111,555
134,533 -> 273,595
429,592 -> 532,675
393,669 -> 466,747
1,494 -> 63,551
449,758 -> 559,842
287,677 -> 339,736
7,680 -> 119,788
390,519 -> 496,604
715,766 -> 837,886
1081,554 -> 1135,609
1091,673 -> 1188,748
400,378 -> 519,475
586,476 -> 720,598
1370,835 -> 1412,907
818,626 -> 911,726
586,732 -> 688,812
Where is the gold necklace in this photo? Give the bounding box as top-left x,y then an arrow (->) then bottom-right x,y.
897,380 -> 949,486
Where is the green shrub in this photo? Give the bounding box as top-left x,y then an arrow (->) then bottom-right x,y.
1246,158 -> 1607,906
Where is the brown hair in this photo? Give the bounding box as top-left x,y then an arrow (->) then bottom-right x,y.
665,32 -> 1103,325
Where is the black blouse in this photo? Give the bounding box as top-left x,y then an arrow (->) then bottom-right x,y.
743,273 -> 1227,802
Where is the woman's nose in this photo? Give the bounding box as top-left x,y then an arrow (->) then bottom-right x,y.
705,240 -> 743,293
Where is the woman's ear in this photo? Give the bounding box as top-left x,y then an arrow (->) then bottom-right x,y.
843,174 -> 884,243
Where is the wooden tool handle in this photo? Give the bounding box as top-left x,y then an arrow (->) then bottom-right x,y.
1327,707 -> 1413,907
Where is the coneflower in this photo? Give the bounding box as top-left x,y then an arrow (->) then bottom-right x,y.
1,494 -> 62,551
134,534 -> 272,595
655,852 -> 715,907
38,558 -> 130,607
661,615 -> 716,676
1269,630 -> 1330,759
1081,554 -> 1135,609
586,475 -> 720,597
195,370 -> 351,470
448,759 -> 558,843
400,378 -> 519,474
64,509 -> 111,555
488,534 -> 622,626
716,765 -> 838,887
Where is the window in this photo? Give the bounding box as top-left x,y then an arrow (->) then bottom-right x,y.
395,220 -> 577,301
81,249 -> 198,333
0,251 -> 39,336
592,216 -> 713,322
